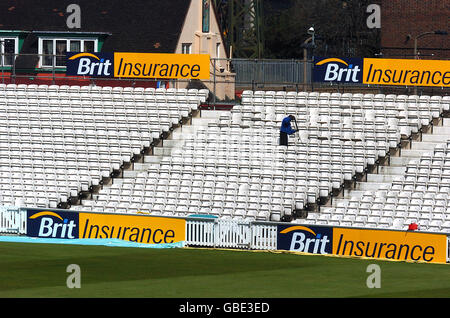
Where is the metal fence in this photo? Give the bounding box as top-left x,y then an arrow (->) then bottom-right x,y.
185,218 -> 277,250
0,206 -> 27,235
229,58 -> 312,87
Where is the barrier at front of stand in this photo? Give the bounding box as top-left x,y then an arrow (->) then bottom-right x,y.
1,206 -> 449,263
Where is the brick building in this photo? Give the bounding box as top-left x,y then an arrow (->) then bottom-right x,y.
380,0 -> 449,59
0,0 -> 235,99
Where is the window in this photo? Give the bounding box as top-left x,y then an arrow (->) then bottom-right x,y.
182,43 -> 192,54
42,39 -> 54,67
202,0 -> 210,33
39,38 -> 97,67
84,41 -> 95,53
216,43 -> 221,58
70,40 -> 81,52
55,40 -> 67,67
0,37 -> 18,67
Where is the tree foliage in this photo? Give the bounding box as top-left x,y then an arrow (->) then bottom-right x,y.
263,0 -> 381,59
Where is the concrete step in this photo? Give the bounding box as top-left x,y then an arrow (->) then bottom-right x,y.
153,147 -> 177,156
133,162 -> 161,171
336,189 -> 366,200
421,134 -> 450,143
366,174 -> 398,183
171,130 -> 200,140
144,155 -> 165,163
199,110 -> 231,119
191,117 -> 218,125
153,111 -> 225,154
353,181 -> 390,191
397,149 -> 428,157
168,112 -> 222,139
389,156 -> 416,166
431,126 -> 450,135
172,125 -> 206,136
123,170 -> 142,178
410,141 -> 444,150
376,166 -> 406,175
171,121 -> 215,136
109,178 -> 125,186
157,139 -> 186,148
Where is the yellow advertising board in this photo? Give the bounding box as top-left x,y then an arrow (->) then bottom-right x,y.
114,52 -> 210,79
79,213 -> 186,244
333,227 -> 448,264
363,58 -> 450,87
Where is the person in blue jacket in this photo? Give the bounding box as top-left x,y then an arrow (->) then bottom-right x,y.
279,115 -> 297,146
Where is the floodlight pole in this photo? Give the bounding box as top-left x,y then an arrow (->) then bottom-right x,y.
302,37 -> 312,91
303,26 -> 315,91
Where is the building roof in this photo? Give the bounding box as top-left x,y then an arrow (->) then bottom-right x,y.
0,0 -> 192,53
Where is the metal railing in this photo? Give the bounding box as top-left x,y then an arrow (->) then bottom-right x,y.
229,58 -> 312,87
0,206 -> 27,235
185,218 -> 277,250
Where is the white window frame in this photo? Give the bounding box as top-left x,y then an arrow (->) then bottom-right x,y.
0,36 -> 19,67
216,42 -> 221,58
181,43 -> 192,54
38,37 -> 98,68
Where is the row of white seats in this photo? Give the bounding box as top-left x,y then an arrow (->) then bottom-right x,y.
61,90 -> 447,223
0,84 -> 205,209
0,83 -> 209,99
79,96 -> 419,220
241,90 -> 449,103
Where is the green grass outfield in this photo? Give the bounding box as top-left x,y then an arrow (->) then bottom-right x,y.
0,241 -> 449,298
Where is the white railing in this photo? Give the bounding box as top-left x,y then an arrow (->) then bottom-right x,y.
0,206 -> 27,234
185,218 -> 216,247
251,223 -> 278,250
185,218 -> 277,250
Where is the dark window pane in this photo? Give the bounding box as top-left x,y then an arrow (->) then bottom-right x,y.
56,40 -> 67,67
3,39 -> 15,66
43,40 -> 53,66
70,40 -> 81,52
84,41 -> 95,52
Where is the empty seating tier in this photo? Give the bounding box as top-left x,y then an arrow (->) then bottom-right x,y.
73,89 -> 449,228
0,83 -> 207,209
304,138 -> 450,233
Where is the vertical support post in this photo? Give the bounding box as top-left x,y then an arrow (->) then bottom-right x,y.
213,58 -> 216,109
0,40 -> 4,84
52,54 -> 56,85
